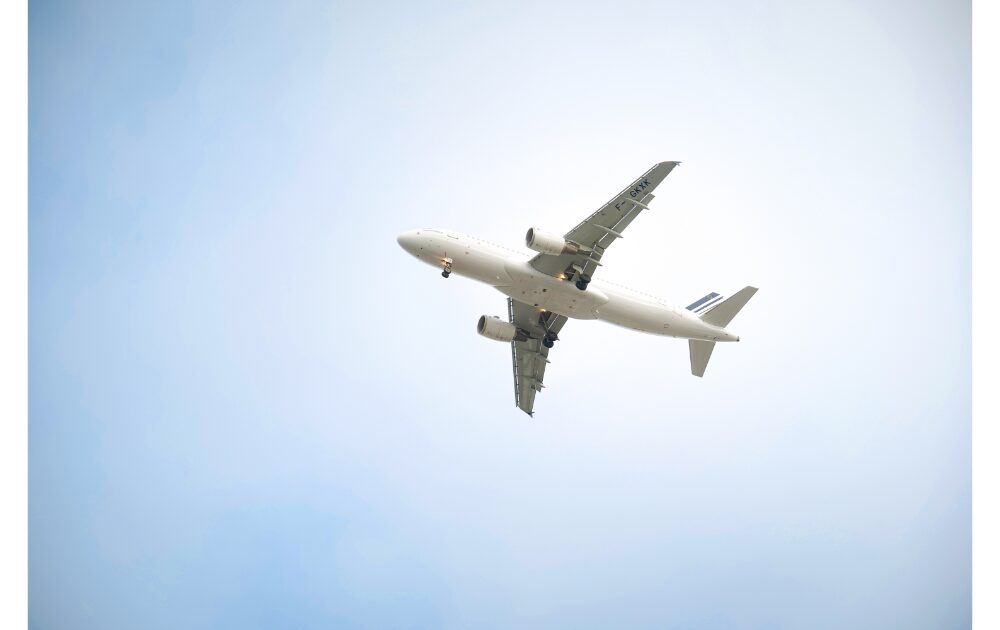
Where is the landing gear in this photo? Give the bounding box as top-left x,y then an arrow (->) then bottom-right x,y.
574,273 -> 591,291
441,270 -> 451,278
441,257 -> 453,279
542,330 -> 557,348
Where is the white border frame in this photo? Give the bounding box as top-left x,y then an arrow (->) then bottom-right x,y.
972,0 -> 999,627
2,2 -> 992,629
0,0 -> 28,628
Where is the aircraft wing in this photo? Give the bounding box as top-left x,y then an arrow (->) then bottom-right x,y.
507,297 -> 568,416
528,161 -> 680,278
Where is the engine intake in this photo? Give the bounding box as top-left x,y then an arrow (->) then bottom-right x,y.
526,228 -> 580,255
477,315 -> 527,342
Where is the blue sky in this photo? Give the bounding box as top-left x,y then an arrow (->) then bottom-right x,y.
29,0 -> 969,628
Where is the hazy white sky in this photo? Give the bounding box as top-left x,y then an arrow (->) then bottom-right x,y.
31,0 -> 969,627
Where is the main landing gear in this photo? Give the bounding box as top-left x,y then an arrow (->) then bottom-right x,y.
441,258 -> 453,278
574,273 -> 591,291
542,331 -> 558,349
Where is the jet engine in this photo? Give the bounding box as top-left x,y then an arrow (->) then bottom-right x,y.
477,315 -> 527,342
525,228 -> 580,255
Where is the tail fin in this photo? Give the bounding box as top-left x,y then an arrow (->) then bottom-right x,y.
689,340 -> 715,377
699,286 -> 758,328
688,286 -> 758,377
686,292 -> 724,314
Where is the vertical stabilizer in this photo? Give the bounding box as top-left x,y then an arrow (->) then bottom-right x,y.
699,286 -> 758,328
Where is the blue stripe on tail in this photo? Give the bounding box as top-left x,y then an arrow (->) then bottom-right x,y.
694,294 -> 725,313
686,292 -> 720,311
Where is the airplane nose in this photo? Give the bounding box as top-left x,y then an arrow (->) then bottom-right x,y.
397,230 -> 418,254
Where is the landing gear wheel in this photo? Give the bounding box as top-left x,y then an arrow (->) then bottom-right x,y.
542,331 -> 557,349
575,280 -> 588,291
574,272 -> 591,291
441,270 -> 451,278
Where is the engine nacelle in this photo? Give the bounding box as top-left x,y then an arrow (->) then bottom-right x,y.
525,228 -> 580,255
477,315 -> 526,342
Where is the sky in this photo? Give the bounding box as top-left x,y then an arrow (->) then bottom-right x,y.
29,0 -> 970,628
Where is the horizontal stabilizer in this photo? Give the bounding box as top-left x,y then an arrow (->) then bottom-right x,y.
699,286 -> 758,328
689,340 -> 716,377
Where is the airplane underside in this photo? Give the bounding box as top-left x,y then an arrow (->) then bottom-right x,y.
397,161 -> 757,415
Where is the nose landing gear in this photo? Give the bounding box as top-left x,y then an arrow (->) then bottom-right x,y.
441,258 -> 453,278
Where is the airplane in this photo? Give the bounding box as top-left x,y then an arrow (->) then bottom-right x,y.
396,161 -> 758,416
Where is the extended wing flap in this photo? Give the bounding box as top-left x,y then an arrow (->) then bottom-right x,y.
508,298 -> 567,416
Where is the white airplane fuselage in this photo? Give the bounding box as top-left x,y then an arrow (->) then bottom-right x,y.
397,228 -> 739,343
